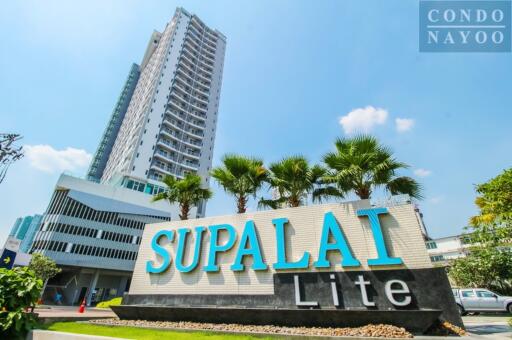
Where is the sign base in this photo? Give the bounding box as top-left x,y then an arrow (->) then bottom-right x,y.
111,305 -> 442,333
113,268 -> 462,332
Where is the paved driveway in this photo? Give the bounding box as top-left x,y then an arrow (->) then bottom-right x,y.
463,314 -> 512,339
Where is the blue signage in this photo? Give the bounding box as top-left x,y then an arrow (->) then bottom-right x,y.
419,1 -> 511,52
146,207 -> 403,274
0,249 -> 17,270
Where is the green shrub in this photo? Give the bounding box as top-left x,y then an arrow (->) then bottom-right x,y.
0,267 -> 43,339
96,297 -> 122,308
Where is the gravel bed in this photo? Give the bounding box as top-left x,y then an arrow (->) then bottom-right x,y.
89,318 -> 413,338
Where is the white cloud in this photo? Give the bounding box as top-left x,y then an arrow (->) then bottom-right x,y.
395,118 -> 415,132
414,168 -> 432,177
24,145 -> 92,174
339,106 -> 388,134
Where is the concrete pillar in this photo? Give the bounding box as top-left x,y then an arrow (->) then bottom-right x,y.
117,276 -> 129,297
86,269 -> 100,306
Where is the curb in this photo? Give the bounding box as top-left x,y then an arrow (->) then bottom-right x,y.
27,330 -> 124,340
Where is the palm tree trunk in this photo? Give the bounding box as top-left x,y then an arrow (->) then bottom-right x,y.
289,196 -> 300,207
356,187 -> 371,200
179,202 -> 190,220
237,195 -> 247,213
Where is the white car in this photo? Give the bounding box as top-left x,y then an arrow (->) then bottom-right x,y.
453,288 -> 512,315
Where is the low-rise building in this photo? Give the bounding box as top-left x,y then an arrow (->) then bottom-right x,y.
30,174 -> 178,306
425,234 -> 471,265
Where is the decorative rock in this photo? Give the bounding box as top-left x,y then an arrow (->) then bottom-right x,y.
89,318 -> 413,338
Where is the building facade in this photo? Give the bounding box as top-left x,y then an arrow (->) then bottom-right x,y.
426,234 -> 471,265
8,214 -> 42,253
20,215 -> 42,253
87,63 -> 141,182
30,174 -> 177,306
8,217 -> 22,237
100,7 -> 226,218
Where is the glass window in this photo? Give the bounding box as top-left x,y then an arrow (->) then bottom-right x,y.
145,184 -> 154,194
426,241 -> 437,249
79,204 -> 86,219
461,236 -> 472,244
73,201 -> 81,217
430,255 -> 444,262
126,180 -> 134,189
476,290 -> 497,298
461,290 -> 475,298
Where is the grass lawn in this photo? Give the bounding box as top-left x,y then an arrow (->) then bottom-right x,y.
43,322 -> 276,340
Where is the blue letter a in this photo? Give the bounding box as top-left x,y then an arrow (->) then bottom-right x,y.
231,221 -> 268,271
314,212 -> 360,268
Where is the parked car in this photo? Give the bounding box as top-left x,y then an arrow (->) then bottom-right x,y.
453,288 -> 512,315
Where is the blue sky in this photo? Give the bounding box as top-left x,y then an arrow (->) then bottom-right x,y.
1,0 -> 511,245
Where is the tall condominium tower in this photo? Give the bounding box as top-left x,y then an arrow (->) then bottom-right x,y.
87,64 -> 141,182
99,7 -> 226,218
26,8 -> 224,306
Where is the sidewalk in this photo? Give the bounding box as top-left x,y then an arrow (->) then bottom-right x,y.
34,306 -> 116,324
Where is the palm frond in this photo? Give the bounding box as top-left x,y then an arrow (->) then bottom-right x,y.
386,176 -> 423,199
258,197 -> 287,210
322,134 -> 421,200
312,186 -> 345,203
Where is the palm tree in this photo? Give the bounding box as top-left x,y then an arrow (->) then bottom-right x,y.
321,135 -> 422,200
152,173 -> 213,220
259,156 -> 328,209
210,154 -> 267,213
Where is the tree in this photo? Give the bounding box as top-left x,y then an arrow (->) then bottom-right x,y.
0,267 -> 43,339
152,173 -> 213,220
449,168 -> 512,295
28,253 -> 61,283
320,135 -> 422,200
28,253 -> 61,298
470,168 -> 512,227
449,246 -> 512,294
211,154 -> 267,213
0,133 -> 24,184
259,156 -> 327,209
